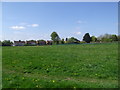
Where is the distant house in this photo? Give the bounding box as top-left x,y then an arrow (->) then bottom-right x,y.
26,40 -> 37,45
37,40 -> 46,45
46,40 -> 53,45
14,40 -> 25,46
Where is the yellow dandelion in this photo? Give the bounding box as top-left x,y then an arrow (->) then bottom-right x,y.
73,86 -> 76,88
36,85 -> 39,88
52,80 -> 55,83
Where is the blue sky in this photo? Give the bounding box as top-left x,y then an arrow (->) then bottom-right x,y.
2,2 -> 118,41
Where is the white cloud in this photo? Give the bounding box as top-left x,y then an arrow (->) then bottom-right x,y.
9,23 -> 39,30
10,26 -> 26,30
75,32 -> 81,35
31,24 -> 39,27
26,24 -> 39,27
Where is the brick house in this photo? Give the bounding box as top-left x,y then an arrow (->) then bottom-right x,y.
26,40 -> 37,45
14,40 -> 25,46
37,40 -> 46,45
46,40 -> 53,45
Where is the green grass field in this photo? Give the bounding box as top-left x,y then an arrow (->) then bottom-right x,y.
2,43 -> 118,88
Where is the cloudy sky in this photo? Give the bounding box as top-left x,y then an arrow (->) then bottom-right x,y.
2,2 -> 118,41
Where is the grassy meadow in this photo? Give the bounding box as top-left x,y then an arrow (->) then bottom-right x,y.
2,43 -> 118,88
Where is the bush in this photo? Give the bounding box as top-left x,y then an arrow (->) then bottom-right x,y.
80,41 -> 86,44
66,37 -> 80,44
2,40 -> 13,46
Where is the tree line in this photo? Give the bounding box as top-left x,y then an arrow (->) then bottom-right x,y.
51,32 -> 119,44
1,32 -> 120,46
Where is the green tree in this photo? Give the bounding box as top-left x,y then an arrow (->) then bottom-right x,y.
51,31 -> 60,44
110,34 -> 118,41
101,37 -> 112,42
67,37 -> 80,44
29,40 -> 36,42
83,33 -> 91,43
65,38 -> 68,42
97,34 -> 112,42
91,36 -> 97,42
118,35 -> 120,41
2,40 -> 13,46
38,40 -> 46,42
60,38 -> 65,44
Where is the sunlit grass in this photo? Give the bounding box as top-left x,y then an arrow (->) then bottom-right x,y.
2,43 -> 118,88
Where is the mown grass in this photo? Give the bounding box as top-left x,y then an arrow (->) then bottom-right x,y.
2,43 -> 118,88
